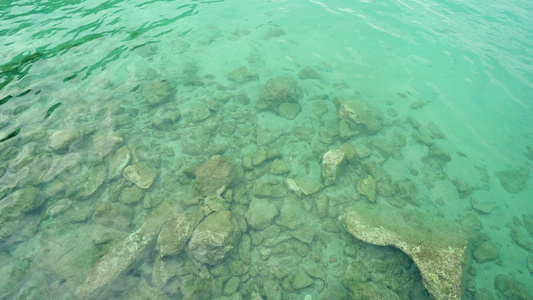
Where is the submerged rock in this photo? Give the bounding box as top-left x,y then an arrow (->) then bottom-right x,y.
336,97 -> 382,134
76,201 -> 179,299
278,103 -> 301,120
252,178 -> 287,198
276,196 -> 306,230
157,213 -> 202,257
123,162 -> 156,189
340,203 -> 469,300
298,66 -> 321,80
142,80 -> 176,106
188,211 -> 241,265
292,267 -> 314,290
194,155 -> 234,197
108,146 -> 131,180
152,109 -> 181,130
0,187 -> 44,222
118,185 -> 144,205
77,165 -> 107,198
245,198 -> 279,229
227,66 -> 258,83
257,76 -> 302,112
270,159 -> 290,175
356,175 -> 378,203
294,175 -> 324,195
48,128 -> 83,152
473,240 -> 499,263
496,167 -> 530,194
91,133 -> 123,160
321,149 -> 345,186
75,226 -> 157,299
494,274 -> 529,300
472,201 -> 497,214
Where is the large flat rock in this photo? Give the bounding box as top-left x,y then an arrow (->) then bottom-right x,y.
339,203 -> 469,300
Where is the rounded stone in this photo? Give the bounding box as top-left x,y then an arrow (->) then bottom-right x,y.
188,211 -> 241,265
473,240 -> 499,263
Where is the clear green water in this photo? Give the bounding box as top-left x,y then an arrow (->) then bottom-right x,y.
0,0 -> 532,299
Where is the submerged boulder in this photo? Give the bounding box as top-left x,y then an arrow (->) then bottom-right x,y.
245,198 -> 279,229
340,203 -> 469,300
257,76 -> 302,113
496,167 -> 530,194
123,162 -> 156,189
157,213 -> 202,257
188,211 -> 241,265
142,80 -> 176,106
321,149 -> 345,186
194,155 -> 234,197
336,97 -> 382,134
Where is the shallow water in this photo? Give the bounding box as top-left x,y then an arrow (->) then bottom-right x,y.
1,0 -> 532,299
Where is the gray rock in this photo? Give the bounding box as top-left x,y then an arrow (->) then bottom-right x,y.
91,133 -> 123,160
108,146 -> 131,180
313,101 -> 328,117
77,165 -> 107,198
189,102 -> 211,123
223,277 -> 241,296
292,224 -> 315,244
227,66 -> 258,83
181,126 -> 212,155
157,214 -> 200,257
276,196 -> 306,230
524,214 -> 533,238
75,226 -> 158,299
496,167 -> 530,194
188,211 -> 241,265
278,103 -> 301,120
472,201 -> 497,214
336,97 -> 382,134
0,187 -> 44,222
203,195 -> 230,214
42,153 -> 80,182
494,274 -> 528,300
118,185 -> 144,205
252,150 -> 267,167
321,150 -> 345,186
181,274 -> 212,300
292,267 -> 314,289
340,202 -> 469,300
298,66 -> 321,80
294,175 -> 324,195
356,175 -> 377,203
142,80 -> 175,106
453,178 -> 472,198
123,162 -> 156,189
257,76 -> 302,112
473,240 -> 499,263
264,26 -> 285,39
527,255 -> 533,274
264,278 -> 282,299
252,179 -> 287,198
314,194 -> 329,218
194,155 -> 233,197
152,109 -> 181,130
92,202 -> 134,231
245,198 -> 279,229
270,159 -> 290,175
49,128 -> 83,152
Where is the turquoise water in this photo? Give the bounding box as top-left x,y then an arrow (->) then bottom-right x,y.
1,0 -> 532,298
